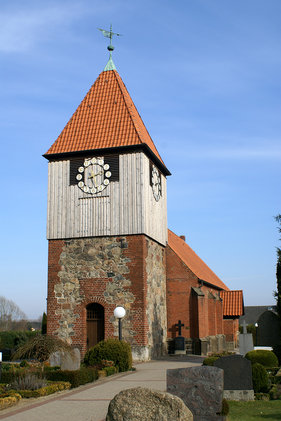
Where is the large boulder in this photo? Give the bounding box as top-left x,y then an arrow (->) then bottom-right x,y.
106,387 -> 193,421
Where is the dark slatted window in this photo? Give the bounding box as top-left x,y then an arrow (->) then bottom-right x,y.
105,154 -> 119,182
70,159 -> 83,185
69,154 -> 119,185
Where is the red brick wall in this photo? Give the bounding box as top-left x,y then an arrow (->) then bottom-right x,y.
166,245 -> 225,341
223,318 -> 239,345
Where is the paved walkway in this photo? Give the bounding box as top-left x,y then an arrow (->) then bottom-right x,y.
0,356 -> 203,421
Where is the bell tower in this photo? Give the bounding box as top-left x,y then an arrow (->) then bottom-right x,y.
44,29 -> 170,360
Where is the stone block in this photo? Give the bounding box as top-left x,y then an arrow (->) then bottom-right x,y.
49,348 -> 80,371
106,387 -> 193,421
167,366 -> 224,420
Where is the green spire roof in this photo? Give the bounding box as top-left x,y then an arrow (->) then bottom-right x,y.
104,53 -> 116,71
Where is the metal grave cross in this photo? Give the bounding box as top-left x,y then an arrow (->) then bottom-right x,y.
175,320 -> 184,336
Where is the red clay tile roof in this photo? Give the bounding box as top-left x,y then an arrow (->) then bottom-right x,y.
45,70 -> 165,166
221,290 -> 244,317
168,229 -> 229,291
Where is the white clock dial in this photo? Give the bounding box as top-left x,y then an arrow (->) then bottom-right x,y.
151,165 -> 161,202
77,157 -> 111,194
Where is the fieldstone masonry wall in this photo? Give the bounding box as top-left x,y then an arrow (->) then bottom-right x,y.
47,235 -> 167,360
145,239 -> 167,359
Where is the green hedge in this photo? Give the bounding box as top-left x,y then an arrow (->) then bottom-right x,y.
252,363 -> 269,393
83,339 -> 132,372
44,367 -> 98,388
245,350 -> 279,368
0,331 -> 37,352
202,356 -> 219,366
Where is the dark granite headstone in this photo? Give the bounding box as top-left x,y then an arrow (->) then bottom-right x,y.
258,310 -> 281,347
167,366 -> 224,421
214,355 -> 252,390
214,355 -> 254,401
174,336 -> 185,351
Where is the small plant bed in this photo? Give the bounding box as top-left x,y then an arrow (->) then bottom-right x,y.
228,400 -> 281,420
0,381 -> 70,410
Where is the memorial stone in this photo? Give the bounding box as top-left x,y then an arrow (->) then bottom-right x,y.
49,348 -> 80,371
214,355 -> 254,401
174,320 -> 186,355
106,387 -> 193,421
239,321 -> 254,356
167,366 -> 224,421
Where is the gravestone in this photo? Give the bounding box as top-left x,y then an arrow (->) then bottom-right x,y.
49,348 -> 80,371
174,320 -> 186,355
239,321 -> 254,356
214,354 -> 254,401
167,366 -> 224,420
257,310 -> 281,347
106,387 -> 193,421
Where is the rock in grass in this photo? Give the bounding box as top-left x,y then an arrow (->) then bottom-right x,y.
105,387 -> 193,421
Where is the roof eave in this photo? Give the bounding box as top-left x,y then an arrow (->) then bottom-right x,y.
43,143 -> 171,176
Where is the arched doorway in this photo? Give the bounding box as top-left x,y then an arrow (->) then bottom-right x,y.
86,303 -> 104,350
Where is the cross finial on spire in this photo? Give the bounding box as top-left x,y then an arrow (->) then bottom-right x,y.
98,24 -> 122,53
98,24 -> 122,71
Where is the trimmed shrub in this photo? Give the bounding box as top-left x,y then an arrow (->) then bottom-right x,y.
15,382 -> 71,398
83,339 -> 132,372
245,350 -> 279,368
104,366 -> 117,376
252,363 -> 269,393
202,356 -> 219,366
272,344 -> 281,366
44,367 -> 98,388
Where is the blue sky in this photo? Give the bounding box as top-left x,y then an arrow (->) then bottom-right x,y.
1,0 -> 281,319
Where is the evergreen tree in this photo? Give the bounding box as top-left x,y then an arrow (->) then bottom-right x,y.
275,215 -> 281,320
41,312 -> 47,335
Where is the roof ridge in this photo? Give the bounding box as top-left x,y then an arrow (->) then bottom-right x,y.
113,70 -> 164,165
168,229 -> 229,291
112,70 -> 142,146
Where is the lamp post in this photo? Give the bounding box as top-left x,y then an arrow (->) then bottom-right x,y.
255,322 -> 258,347
114,306 -> 126,341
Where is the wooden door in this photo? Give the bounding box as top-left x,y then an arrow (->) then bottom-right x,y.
86,303 -> 104,350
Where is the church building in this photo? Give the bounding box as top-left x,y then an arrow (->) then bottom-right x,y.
44,38 -> 244,360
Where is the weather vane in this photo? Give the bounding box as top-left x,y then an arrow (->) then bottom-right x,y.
98,24 -> 122,54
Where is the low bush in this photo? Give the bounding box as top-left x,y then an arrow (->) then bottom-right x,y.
10,374 -> 47,391
245,350 -> 279,368
220,398 -> 229,416
15,381 -> 71,398
252,363 -> 269,393
83,339 -> 132,372
0,393 -> 21,410
44,367 -> 98,388
6,381 -> 71,399
104,366 -> 117,376
272,344 -> 281,366
269,384 -> 281,400
202,356 -> 219,366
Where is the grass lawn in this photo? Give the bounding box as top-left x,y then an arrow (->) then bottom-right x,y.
228,400 -> 281,420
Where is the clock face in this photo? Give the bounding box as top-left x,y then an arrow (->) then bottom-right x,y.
76,157 -> 111,194
151,165 -> 161,201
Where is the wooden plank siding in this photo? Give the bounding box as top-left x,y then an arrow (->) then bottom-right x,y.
46,152 -> 167,245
